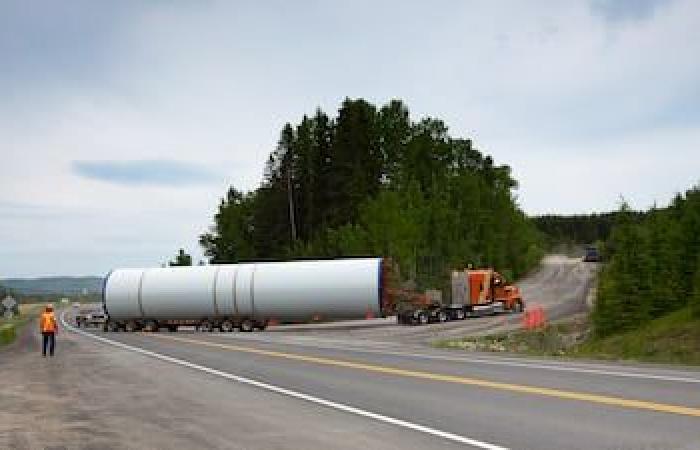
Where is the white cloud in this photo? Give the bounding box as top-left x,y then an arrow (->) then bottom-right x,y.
0,0 -> 698,276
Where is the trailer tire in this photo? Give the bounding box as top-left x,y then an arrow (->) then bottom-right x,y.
168,325 -> 178,332
455,309 -> 465,320
417,312 -> 429,325
198,320 -> 213,332
240,319 -> 254,332
512,301 -> 524,314
124,321 -> 137,332
220,320 -> 234,332
437,311 -> 448,323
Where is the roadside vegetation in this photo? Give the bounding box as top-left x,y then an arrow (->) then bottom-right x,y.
593,187 -> 700,337
0,304 -> 42,347
532,211 -> 649,253
441,184 -> 700,365
437,307 -> 700,365
199,98 -> 543,289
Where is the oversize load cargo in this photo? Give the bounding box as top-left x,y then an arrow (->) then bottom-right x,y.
104,258 -> 383,323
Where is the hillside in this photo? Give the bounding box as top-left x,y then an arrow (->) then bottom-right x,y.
578,307 -> 700,365
1,277 -> 103,296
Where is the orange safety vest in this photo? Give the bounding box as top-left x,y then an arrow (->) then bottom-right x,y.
40,312 -> 57,333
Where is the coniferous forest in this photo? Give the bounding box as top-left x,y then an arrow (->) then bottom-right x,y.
593,188 -> 700,337
200,99 -> 543,290
199,97 -> 700,339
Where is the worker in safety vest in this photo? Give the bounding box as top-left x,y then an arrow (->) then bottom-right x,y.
40,303 -> 58,357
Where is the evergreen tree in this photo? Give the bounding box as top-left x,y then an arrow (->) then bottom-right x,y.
691,255 -> 700,318
169,248 -> 193,267
200,98 -> 543,289
593,185 -> 700,336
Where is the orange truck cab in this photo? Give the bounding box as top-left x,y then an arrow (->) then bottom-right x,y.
452,268 -> 524,316
395,266 -> 525,325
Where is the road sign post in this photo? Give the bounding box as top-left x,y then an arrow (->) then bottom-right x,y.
2,296 -> 17,319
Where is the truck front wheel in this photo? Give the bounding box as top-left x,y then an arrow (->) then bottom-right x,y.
512,301 -> 524,314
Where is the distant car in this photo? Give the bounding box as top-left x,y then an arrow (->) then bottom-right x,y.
583,246 -> 600,262
75,308 -> 106,328
86,311 -> 107,327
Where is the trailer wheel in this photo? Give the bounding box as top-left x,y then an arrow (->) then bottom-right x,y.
144,320 -> 159,332
220,320 -> 234,332
437,311 -> 448,323
455,309 -> 465,320
240,319 -> 254,332
417,312 -> 429,325
255,320 -> 268,331
198,321 -> 213,332
124,321 -> 137,332
168,325 -> 178,332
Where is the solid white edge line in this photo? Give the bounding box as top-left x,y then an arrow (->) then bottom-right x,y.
225,334 -> 700,384
59,312 -> 507,450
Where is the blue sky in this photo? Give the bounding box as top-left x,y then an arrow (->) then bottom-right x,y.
1,0 -> 699,277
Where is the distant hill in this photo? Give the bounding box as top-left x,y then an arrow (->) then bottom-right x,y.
1,277 -> 104,296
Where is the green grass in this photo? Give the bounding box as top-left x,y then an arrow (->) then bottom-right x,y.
0,323 -> 16,345
436,307 -> 700,366
0,304 -> 42,346
574,307 -> 700,365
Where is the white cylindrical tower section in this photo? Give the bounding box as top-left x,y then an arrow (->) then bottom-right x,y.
253,258 -> 381,321
233,263 -> 256,318
104,258 -> 383,323
104,268 -> 145,320
140,266 -> 220,320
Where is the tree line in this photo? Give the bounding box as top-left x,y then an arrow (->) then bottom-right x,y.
592,186 -> 700,337
200,98 -> 543,291
533,212 -> 644,250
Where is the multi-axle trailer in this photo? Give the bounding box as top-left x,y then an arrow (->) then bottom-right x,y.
101,258 -> 524,332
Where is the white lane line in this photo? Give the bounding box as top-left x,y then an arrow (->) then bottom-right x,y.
218,334 -> 700,384
59,313 -> 507,450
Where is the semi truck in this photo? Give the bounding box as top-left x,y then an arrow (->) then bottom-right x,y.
396,268 -> 525,325
100,258 -> 523,332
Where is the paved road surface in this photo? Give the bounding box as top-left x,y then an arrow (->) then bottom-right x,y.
3,311 -> 697,450
3,257 -> 696,450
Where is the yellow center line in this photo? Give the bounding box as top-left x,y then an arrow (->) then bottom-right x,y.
148,333 -> 700,418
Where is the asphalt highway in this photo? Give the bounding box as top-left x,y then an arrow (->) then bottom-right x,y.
66,318 -> 700,450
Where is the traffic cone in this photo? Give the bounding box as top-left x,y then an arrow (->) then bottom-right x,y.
534,306 -> 545,328
539,307 -> 547,328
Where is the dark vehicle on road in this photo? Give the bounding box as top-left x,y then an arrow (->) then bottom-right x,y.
583,246 -> 600,262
